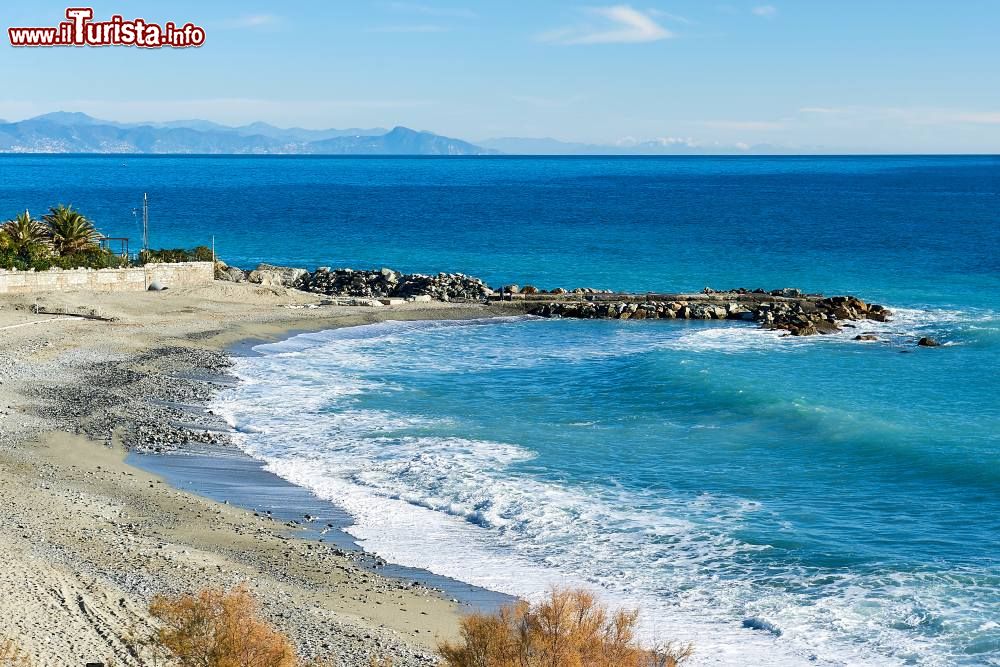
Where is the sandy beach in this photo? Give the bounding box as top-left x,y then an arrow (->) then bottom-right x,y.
0,282 -> 506,666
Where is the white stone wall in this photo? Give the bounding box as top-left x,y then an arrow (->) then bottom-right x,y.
0,262 -> 214,295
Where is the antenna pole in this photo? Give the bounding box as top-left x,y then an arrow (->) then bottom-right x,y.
142,192 -> 149,254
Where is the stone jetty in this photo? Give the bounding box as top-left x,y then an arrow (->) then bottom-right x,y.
218,262 -> 494,302
215,262 -> 891,336
523,289 -> 891,336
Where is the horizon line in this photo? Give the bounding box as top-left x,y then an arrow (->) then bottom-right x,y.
0,152 -> 997,158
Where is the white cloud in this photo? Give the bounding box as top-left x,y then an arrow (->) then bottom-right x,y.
798,107 -> 844,114
752,5 -> 777,17
221,14 -> 282,29
647,136 -> 700,147
368,24 -> 450,33
797,106 -> 1000,125
539,5 -> 673,45
950,111 -> 1000,124
647,9 -> 694,25
386,3 -> 476,19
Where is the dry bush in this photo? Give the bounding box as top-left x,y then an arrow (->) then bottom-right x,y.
0,638 -> 32,667
149,584 -> 297,667
644,642 -> 695,667
438,589 -> 693,667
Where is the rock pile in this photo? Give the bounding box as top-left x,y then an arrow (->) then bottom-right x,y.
755,295 -> 890,335
297,267 -> 494,301
528,291 -> 892,336
247,263 -> 308,287
503,285 -> 613,296
217,262 -> 495,301
214,260 -> 247,283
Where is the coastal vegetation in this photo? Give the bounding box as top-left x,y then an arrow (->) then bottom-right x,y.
141,245 -> 215,264
0,638 -> 31,666
2,586 -> 690,667
128,585 -> 389,666
147,585 -> 298,667
0,205 -> 216,271
0,205 -> 125,271
438,589 -> 693,667
143,586 -> 690,667
42,204 -> 103,255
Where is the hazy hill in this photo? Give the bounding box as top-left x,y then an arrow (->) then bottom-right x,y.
0,113 -> 492,155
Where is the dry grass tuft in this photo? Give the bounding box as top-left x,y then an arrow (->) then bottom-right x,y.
438,588 -> 693,667
0,638 -> 32,667
149,584 -> 297,667
148,585 -> 395,667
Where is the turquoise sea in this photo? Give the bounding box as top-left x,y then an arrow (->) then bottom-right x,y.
1,155 -> 998,665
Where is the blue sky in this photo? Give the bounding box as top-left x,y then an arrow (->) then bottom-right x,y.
1,1 -> 999,151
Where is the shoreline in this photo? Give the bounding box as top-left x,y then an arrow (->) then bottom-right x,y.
0,282 -> 512,666
0,279 -> 944,666
126,445 -> 516,615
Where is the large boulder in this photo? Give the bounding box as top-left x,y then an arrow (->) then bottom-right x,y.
214,260 -> 246,282
247,263 -> 308,288
813,320 -> 841,335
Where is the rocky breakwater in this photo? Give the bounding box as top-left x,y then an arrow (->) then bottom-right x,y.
298,267 -> 494,301
527,288 -> 891,336
217,262 -> 494,302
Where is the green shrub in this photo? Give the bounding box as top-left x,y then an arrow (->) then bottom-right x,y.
141,245 -> 214,264
0,247 -> 124,271
0,248 -> 22,270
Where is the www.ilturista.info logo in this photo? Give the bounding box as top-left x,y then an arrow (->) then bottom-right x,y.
8,8 -> 205,48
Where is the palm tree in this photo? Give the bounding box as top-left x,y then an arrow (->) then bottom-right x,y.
1,210 -> 50,255
42,204 -> 102,255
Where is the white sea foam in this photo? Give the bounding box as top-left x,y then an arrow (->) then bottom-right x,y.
650,304 -> 998,354
212,315 -> 992,667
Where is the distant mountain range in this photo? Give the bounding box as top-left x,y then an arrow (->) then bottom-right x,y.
0,112 -> 789,155
0,112 -> 494,155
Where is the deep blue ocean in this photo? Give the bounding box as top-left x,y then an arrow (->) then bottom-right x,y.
1,156 -> 997,666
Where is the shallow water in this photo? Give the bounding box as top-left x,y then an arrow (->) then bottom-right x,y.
215,310 -> 999,666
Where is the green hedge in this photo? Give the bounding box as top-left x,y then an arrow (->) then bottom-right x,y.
0,247 -> 128,271
0,245 -> 214,271
140,246 -> 214,264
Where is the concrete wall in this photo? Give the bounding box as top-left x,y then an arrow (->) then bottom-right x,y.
0,262 -> 214,295
146,262 -> 215,289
